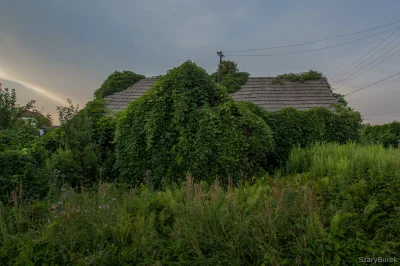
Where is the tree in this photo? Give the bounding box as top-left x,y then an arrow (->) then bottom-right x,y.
210,60 -> 250,93
0,86 -> 39,130
57,98 -> 79,125
94,70 -> 146,99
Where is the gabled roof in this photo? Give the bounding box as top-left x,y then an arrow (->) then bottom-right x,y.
105,77 -> 338,112
231,77 -> 337,111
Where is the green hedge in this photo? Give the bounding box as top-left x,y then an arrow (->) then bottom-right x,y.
115,61 -> 274,187
241,102 -> 363,166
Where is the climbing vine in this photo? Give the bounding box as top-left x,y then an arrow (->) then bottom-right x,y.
115,61 -> 274,187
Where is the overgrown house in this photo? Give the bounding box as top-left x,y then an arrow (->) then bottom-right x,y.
104,77 -> 338,112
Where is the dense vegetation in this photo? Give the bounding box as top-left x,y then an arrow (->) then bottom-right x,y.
241,102 -> 363,167
360,121 -> 400,148
0,62 -> 398,265
94,70 -> 145,99
116,61 -> 273,187
210,60 -> 250,93
1,143 -> 398,265
272,70 -> 324,85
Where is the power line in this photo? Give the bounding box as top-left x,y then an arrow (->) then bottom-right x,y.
330,28 -> 399,83
225,20 -> 400,53
224,27 -> 398,57
344,71 -> 400,96
336,43 -> 400,89
333,34 -> 400,86
363,110 -> 400,117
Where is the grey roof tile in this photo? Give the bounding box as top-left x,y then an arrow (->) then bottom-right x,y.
105,77 -> 338,112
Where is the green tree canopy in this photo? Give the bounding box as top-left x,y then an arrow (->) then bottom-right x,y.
210,60 -> 250,93
0,87 -> 35,130
115,61 -> 274,187
94,70 -> 145,99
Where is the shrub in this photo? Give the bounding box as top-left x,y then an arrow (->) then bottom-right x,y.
272,70 -> 324,84
360,121 -> 400,148
94,70 -> 145,99
210,60 -> 250,93
0,146 -> 48,203
241,102 -> 363,166
0,124 -> 39,152
115,61 -> 274,187
47,149 -> 83,188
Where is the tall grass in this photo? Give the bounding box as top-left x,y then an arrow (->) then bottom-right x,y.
286,142 -> 400,260
0,143 -> 399,265
0,177 -> 329,265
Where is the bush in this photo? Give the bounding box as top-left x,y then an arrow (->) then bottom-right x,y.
38,127 -> 65,154
0,124 -> 39,152
94,70 -> 145,99
272,70 -> 324,84
360,121 -> 400,148
241,102 -> 362,166
0,146 -> 48,203
115,61 -> 274,187
210,60 -> 250,93
47,149 -> 83,188
42,100 -> 119,187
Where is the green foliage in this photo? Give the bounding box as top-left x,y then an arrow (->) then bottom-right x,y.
360,121 -> 400,148
94,70 -> 146,99
2,144 -> 399,266
0,87 -> 36,130
0,124 -> 39,152
47,149 -> 84,188
332,93 -> 349,107
46,99 -> 119,187
0,145 -> 48,203
56,98 -> 79,125
241,102 -> 363,166
210,60 -> 250,93
285,143 -> 400,262
272,70 -> 324,85
38,127 -> 65,154
116,61 -> 274,187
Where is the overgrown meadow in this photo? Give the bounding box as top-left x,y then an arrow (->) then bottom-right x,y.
0,61 -> 399,265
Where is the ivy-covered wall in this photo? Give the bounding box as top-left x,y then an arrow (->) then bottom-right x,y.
115,61 -> 274,187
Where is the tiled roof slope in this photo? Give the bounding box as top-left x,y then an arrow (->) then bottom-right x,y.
231,77 -> 338,111
105,77 -> 338,112
104,78 -> 157,112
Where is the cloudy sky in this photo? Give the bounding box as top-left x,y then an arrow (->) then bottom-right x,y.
1,0 -> 399,124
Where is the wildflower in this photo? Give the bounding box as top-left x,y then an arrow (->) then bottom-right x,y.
48,219 -> 51,224
60,211 -> 66,215
112,198 -> 116,201
52,205 -> 58,209
106,204 -> 110,208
